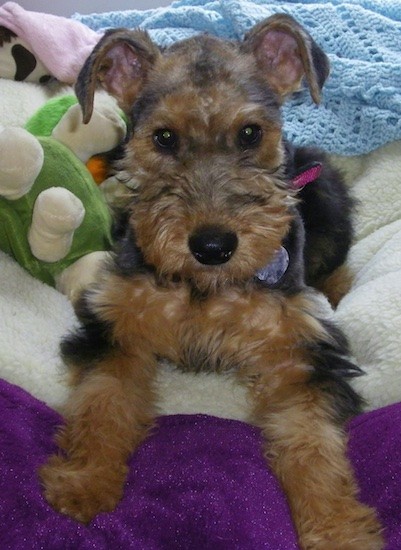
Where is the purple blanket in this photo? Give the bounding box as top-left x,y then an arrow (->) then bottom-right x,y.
0,378 -> 400,549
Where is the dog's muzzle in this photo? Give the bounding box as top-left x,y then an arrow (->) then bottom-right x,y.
188,226 -> 238,265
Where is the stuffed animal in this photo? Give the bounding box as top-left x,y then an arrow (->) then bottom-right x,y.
0,93 -> 127,302
0,25 -> 52,83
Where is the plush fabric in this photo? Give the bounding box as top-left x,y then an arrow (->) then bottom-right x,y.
0,2 -> 101,83
348,403 -> 401,550
0,133 -> 113,287
332,140 -> 401,410
0,378 -> 400,549
72,0 -> 401,156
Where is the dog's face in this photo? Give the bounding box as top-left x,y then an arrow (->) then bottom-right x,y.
76,15 -> 329,292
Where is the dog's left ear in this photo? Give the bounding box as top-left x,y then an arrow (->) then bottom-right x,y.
242,14 -> 329,104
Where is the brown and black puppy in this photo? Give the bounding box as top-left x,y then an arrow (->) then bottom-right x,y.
40,15 -> 382,549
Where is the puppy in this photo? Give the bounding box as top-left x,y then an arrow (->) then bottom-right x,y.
40,14 -> 383,549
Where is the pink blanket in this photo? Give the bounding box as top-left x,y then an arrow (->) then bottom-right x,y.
0,2 -> 102,83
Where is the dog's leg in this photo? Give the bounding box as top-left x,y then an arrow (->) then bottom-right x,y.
39,351 -> 157,524
212,290 -> 384,549
314,263 -> 354,308
252,383 -> 383,549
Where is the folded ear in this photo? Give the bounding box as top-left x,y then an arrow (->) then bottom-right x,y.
242,14 -> 329,104
75,28 -> 160,123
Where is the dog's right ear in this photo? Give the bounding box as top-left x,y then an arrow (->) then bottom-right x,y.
75,28 -> 160,123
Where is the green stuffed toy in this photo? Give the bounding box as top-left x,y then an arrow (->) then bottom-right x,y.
0,93 -> 127,302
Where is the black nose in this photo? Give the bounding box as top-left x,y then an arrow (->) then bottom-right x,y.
188,226 -> 238,265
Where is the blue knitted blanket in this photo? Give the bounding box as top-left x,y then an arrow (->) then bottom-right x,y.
72,0 -> 401,155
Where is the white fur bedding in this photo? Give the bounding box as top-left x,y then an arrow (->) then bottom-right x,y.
1,80 -> 400,417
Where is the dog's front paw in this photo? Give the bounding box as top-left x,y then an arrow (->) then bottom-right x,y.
299,502 -> 384,550
39,455 -> 128,523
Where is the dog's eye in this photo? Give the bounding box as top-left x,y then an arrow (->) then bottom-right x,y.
238,124 -> 262,149
153,129 -> 178,152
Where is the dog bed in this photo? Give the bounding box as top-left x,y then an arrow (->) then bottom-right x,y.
1,1 -> 401,548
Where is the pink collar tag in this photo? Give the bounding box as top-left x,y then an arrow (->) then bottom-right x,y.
291,162 -> 322,190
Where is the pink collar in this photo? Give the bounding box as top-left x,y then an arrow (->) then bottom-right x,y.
291,162 -> 322,190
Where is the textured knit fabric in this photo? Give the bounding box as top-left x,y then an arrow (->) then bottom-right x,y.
1,377 -> 400,549
72,0 -> 401,156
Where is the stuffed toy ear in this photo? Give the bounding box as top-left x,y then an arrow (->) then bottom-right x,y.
75,29 -> 160,124
242,14 -> 330,104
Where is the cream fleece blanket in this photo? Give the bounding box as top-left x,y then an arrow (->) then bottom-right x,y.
1,79 -> 400,417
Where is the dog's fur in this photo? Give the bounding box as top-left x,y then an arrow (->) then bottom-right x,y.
40,15 -> 383,549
